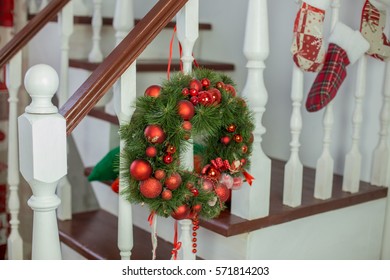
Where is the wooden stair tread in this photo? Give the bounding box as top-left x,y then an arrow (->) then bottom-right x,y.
28,14 -> 212,30
58,209 -> 174,260
85,159 -> 388,237
70,58 -> 235,72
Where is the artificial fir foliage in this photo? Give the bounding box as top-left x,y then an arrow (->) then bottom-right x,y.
119,68 -> 255,220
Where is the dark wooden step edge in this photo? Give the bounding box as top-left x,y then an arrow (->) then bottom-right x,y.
58,209 -> 175,260
84,158 -> 388,238
69,58 -> 235,72
27,14 -> 212,30
87,107 -> 119,125
200,159 -> 388,237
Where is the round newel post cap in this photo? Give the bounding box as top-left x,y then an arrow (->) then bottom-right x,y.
24,64 -> 59,114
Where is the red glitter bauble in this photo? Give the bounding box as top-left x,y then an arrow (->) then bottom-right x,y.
214,183 -> 230,202
182,121 -> 192,131
224,84 -> 236,97
201,78 -> 211,89
209,88 -> 221,104
130,159 -> 152,181
198,91 -> 213,106
241,145 -> 248,154
145,146 -> 157,157
206,166 -> 221,180
161,189 -> 173,200
190,96 -> 199,106
189,79 -> 202,91
154,169 -> 166,180
163,153 -> 173,164
144,125 -> 166,144
189,88 -> 198,97
171,204 -> 191,220
178,100 -> 195,121
192,204 -> 202,213
139,178 -> 162,198
220,135 -> 231,145
166,144 -> 176,154
144,85 -> 162,98
233,134 -> 243,143
191,189 -> 199,197
216,81 -> 225,90
182,88 -> 190,96
111,178 -> 119,193
227,124 -> 237,133
164,173 -> 182,191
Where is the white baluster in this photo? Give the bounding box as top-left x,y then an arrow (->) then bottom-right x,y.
39,0 -> 48,11
88,0 -> 103,63
372,61 -> 390,187
231,0 -> 271,219
56,2 -> 73,221
314,0 -> 340,200
5,52 -> 23,260
113,0 -> 135,260
283,66 -> 304,207
178,220 -> 193,260
176,0 -> 199,260
342,56 -> 367,193
29,0 -> 38,14
18,64 -> 66,259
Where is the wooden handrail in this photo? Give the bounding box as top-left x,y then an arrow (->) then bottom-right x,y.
0,0 -> 70,68
59,0 -> 188,135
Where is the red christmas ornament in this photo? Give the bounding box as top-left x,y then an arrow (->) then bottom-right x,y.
111,178 -> 119,193
198,91 -> 213,106
184,133 -> 191,140
192,204 -> 202,213
216,81 -> 225,90
182,121 -> 192,131
240,159 -> 247,167
161,189 -> 173,200
166,144 -> 176,154
189,88 -> 198,97
190,96 -> 199,106
201,179 -> 214,192
224,84 -> 236,97
164,173 -> 182,190
214,183 -> 230,202
241,145 -> 248,154
154,169 -> 166,180
189,79 -> 202,91
144,125 -> 166,144
186,181 -> 194,190
140,178 -> 162,198
220,135 -> 231,145
208,88 -> 221,104
145,146 -> 157,157
201,78 -> 211,89
178,100 -> 195,121
226,124 -> 237,133
191,188 -> 199,197
249,133 -> 254,143
144,85 -> 162,98
171,204 -> 191,220
233,134 -> 243,143
206,166 -> 221,180
130,159 -> 152,181
181,88 -> 190,96
163,153 -> 173,164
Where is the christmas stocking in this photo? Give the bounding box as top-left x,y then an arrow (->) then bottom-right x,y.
291,0 -> 331,72
360,0 -> 390,61
305,22 -> 370,112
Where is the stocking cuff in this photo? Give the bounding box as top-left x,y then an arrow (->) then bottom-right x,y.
305,0 -> 331,10
329,22 -> 370,65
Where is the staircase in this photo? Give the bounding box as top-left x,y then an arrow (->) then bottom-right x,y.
1,0 -> 390,260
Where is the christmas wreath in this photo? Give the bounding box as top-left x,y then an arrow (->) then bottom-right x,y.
119,68 -> 255,222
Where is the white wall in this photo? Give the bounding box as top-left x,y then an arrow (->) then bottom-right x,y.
27,0 -> 389,182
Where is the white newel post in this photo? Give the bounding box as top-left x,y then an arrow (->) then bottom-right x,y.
314,0 -> 340,200
56,1 -> 74,221
5,52 -> 23,260
88,0 -> 103,63
176,0 -> 198,260
231,0 -> 271,219
18,64 -> 66,259
372,60 -> 390,187
342,56 -> 367,193
113,0 -> 135,260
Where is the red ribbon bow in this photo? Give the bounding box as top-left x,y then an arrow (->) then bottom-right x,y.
171,221 -> 182,260
242,170 -> 255,186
